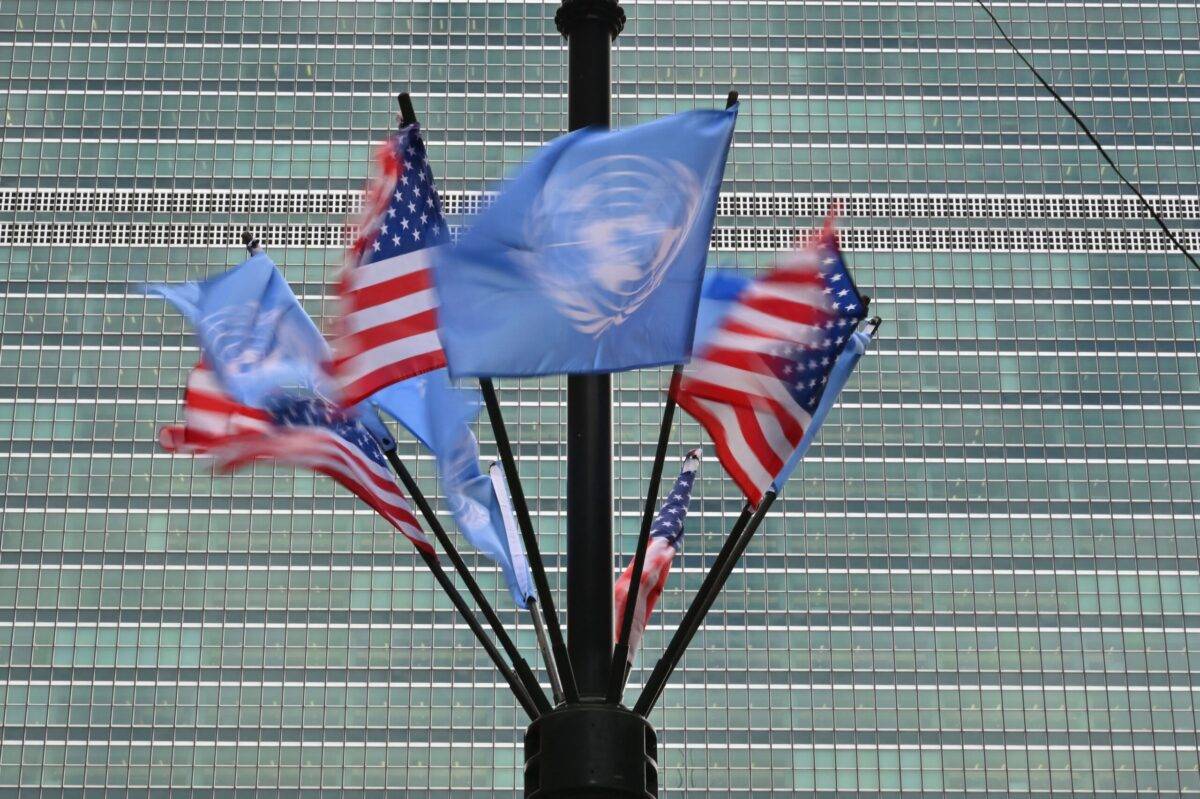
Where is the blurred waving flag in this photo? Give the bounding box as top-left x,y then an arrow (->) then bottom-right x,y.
770,323 -> 877,491
614,449 -> 701,665
161,363 -> 431,554
333,124 -> 448,407
145,246 -> 332,407
676,224 -> 866,505
435,105 -> 738,377
364,371 -> 535,606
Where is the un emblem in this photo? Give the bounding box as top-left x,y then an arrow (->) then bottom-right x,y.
517,155 -> 703,337
198,302 -> 287,374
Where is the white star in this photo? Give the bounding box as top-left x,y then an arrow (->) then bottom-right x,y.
392,235 -> 401,246
400,174 -> 409,186
406,145 -> 415,156
413,229 -> 421,241
387,208 -> 396,218
407,202 -> 417,213
373,240 -> 381,252
400,218 -> 410,230
379,224 -> 388,235
419,213 -> 428,225
413,186 -> 422,197
393,190 -> 402,201
431,223 -> 440,236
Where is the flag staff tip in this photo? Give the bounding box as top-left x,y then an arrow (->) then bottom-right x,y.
725,90 -> 739,108
397,92 -> 418,126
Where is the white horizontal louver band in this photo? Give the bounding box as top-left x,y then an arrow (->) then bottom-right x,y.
3,220 -> 1200,253
1,188 -> 1199,221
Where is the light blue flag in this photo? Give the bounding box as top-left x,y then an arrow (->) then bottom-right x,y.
770,327 -> 876,493
435,105 -> 739,377
366,370 -> 535,607
144,249 -> 332,407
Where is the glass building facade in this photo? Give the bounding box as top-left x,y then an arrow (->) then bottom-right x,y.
2,0 -> 1200,795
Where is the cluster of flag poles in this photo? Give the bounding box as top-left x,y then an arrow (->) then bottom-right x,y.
145,88 -> 884,723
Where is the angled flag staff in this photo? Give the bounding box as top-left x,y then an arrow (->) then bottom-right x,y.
480,377 -> 581,704
491,460 -> 566,704
607,90 -> 740,702
635,221 -> 879,716
332,95 -> 550,713
148,227 -> 547,717
434,98 -> 739,702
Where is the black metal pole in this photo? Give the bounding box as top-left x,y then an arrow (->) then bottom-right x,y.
384,449 -> 551,714
556,0 -> 625,705
605,90 -> 739,704
480,378 -> 580,703
633,496 -> 773,717
415,547 -> 540,720
606,367 -> 681,701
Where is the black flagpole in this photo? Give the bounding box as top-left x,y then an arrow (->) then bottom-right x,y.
415,545 -> 541,720
480,378 -> 581,703
634,493 -> 774,716
607,89 -> 740,705
634,305 -> 878,716
605,367 -> 680,702
384,449 -> 551,714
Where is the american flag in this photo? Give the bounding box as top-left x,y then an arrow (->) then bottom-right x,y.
161,362 -> 431,553
675,227 -> 864,505
158,362 -> 272,453
333,124 -> 449,407
614,449 -> 701,665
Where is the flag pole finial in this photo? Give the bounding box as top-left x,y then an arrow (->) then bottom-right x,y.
725,90 -> 738,108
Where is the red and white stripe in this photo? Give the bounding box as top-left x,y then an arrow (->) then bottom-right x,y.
158,362 -> 272,453
332,245 -> 447,407
159,362 -> 431,553
675,244 -> 836,506
613,536 -> 680,665
210,424 -> 430,553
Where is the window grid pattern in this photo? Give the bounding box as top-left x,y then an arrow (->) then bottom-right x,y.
1,0 -> 1199,796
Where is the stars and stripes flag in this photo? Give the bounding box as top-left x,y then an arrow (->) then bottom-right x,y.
332,124 -> 449,407
614,449 -> 701,665
675,224 -> 865,505
161,362 -> 432,553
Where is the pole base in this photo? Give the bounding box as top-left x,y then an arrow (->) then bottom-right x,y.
524,704 -> 657,798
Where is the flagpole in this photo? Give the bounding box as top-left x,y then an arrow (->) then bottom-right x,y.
491,461 -> 567,705
383,449 -> 551,716
527,599 -> 565,704
633,494 -> 776,716
480,377 -> 581,703
414,546 -> 541,720
605,366 -> 681,702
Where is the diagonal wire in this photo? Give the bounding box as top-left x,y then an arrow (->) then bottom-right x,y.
973,0 -> 1200,272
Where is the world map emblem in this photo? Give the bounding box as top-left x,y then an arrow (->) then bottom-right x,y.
516,154 -> 704,337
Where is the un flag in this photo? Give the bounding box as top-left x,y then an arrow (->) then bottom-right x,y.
435,105 -> 738,378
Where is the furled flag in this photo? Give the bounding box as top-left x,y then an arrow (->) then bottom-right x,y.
614,449 -> 701,666
332,124 -> 448,407
144,245 -> 332,407
161,362 -> 432,554
675,223 -> 866,505
435,105 -> 739,378
363,371 -> 536,606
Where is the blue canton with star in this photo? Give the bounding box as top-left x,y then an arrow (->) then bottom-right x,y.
771,238 -> 865,413
360,125 -> 448,265
650,469 -> 696,549
265,394 -> 390,470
